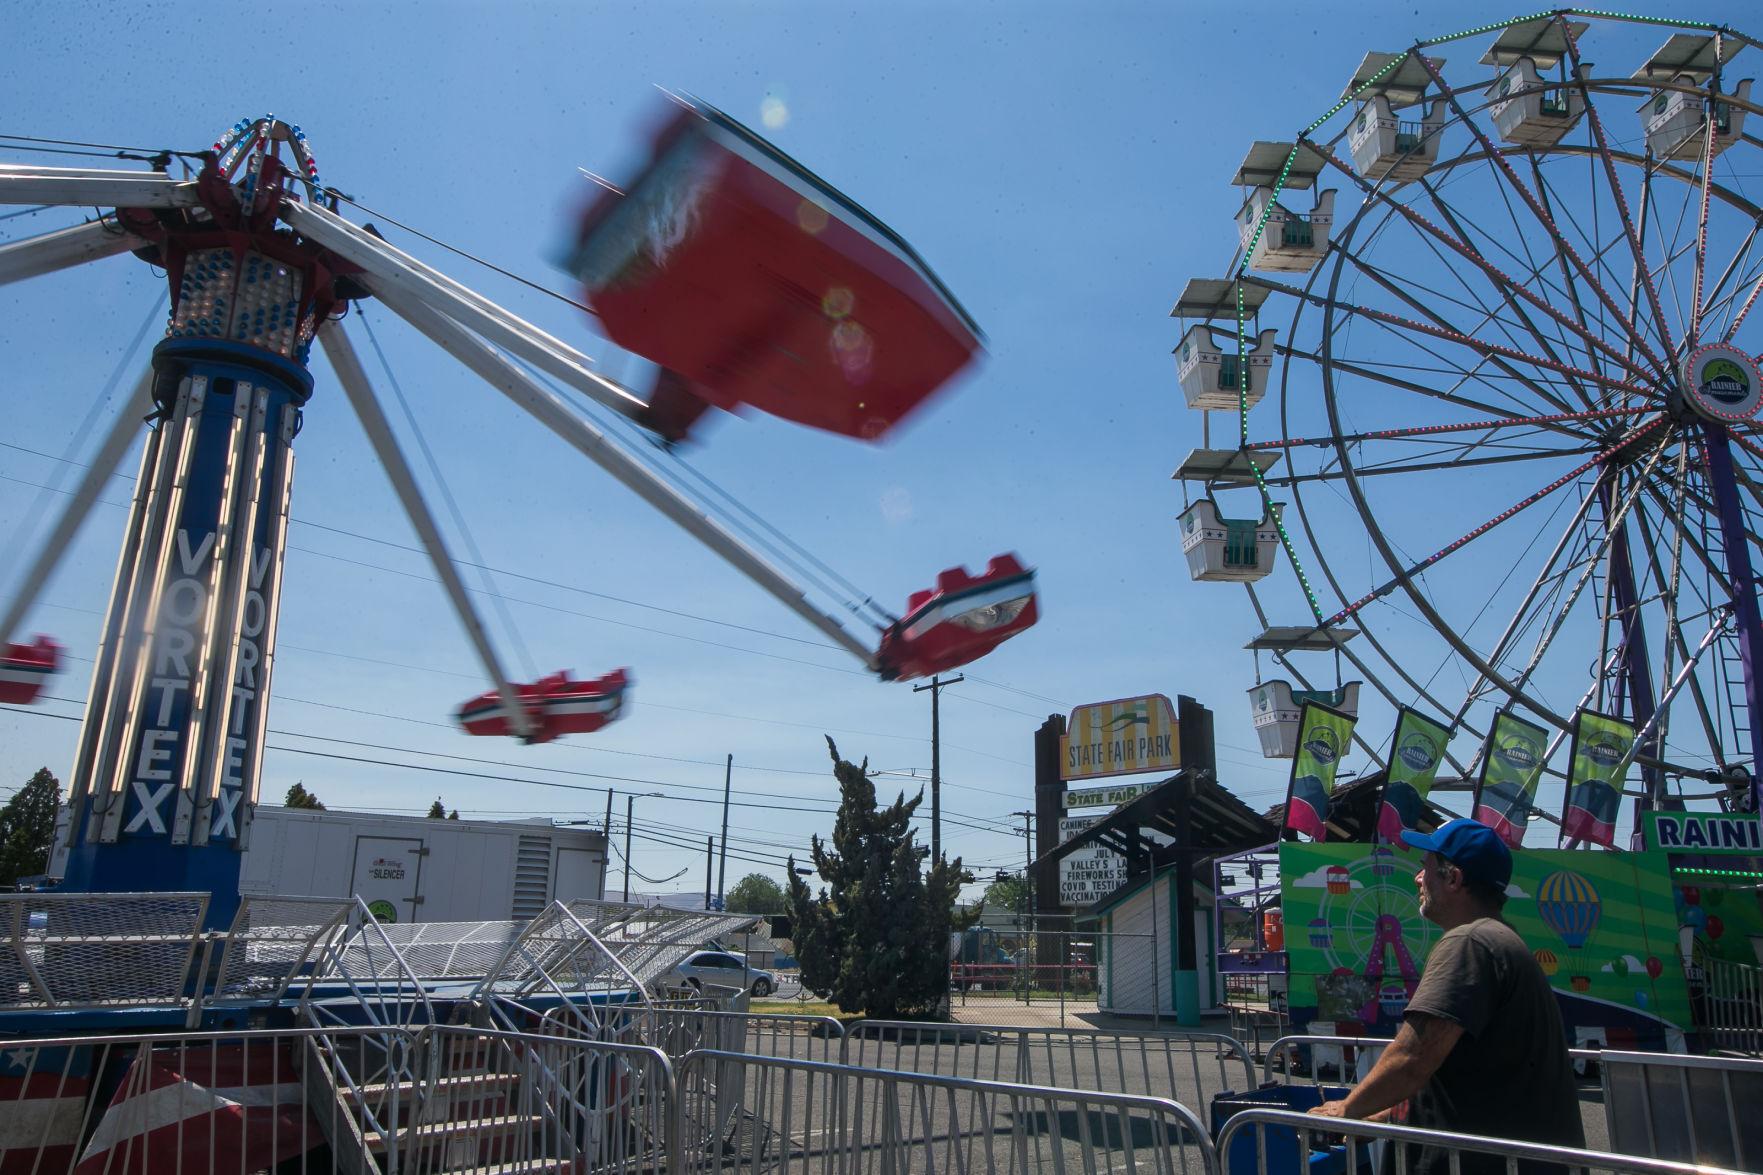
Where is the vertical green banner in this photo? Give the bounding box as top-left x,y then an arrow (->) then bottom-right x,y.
1377,707 -> 1450,843
1562,709 -> 1634,848
1472,709 -> 1550,849
1283,702 -> 1356,841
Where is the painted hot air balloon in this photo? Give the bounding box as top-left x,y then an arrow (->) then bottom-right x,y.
1533,948 -> 1559,977
1536,870 -> 1602,949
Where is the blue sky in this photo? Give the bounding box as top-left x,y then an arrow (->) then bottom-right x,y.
2,0 -> 1755,899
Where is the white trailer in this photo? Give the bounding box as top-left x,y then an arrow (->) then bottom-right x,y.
237,805 -> 607,924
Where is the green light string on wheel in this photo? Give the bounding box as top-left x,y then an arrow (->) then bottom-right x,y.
1233,50 -> 1411,627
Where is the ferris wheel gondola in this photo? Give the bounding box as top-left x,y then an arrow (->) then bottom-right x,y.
1175,13 -> 1763,832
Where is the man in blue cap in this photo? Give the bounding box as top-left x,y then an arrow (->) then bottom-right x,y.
1310,818 -> 1583,1173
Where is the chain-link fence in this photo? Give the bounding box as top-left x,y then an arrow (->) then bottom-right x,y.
948,926 -> 1163,1027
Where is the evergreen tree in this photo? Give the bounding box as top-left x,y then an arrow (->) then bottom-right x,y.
284,781 -> 326,810
447,809 -> 460,820
427,799 -> 446,818
787,738 -> 972,1018
0,767 -> 62,887
726,872 -> 787,915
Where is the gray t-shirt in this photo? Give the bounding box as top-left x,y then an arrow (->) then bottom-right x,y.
1404,917 -> 1584,1174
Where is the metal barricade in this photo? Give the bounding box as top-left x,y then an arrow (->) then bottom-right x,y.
1263,1033 -> 1606,1086
1216,1107 -> 1747,1175
0,1021 -> 674,1175
674,1048 -> 1216,1174
613,1006 -> 847,1063
846,1021 -> 1254,1125
1602,1049 -> 1763,1171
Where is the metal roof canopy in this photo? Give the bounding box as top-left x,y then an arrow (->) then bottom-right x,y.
1246,624 -> 1361,653
1633,34 -> 1739,84
1037,769 -> 1279,910
1233,141 -> 1327,190
1343,51 -> 1446,108
1171,278 -> 1269,320
1172,448 -> 1283,486
1479,19 -> 1590,69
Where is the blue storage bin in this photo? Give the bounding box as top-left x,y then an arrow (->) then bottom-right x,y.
1210,1084 -> 1368,1175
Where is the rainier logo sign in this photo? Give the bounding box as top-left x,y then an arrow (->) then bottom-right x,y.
1683,343 -> 1763,422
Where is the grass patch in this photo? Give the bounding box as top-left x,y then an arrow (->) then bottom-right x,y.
750,999 -> 862,1020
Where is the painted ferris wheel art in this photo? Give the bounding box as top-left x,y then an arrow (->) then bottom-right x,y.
1175,11 -> 1763,833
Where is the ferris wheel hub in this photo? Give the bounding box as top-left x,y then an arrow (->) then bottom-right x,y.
1677,343 -> 1763,425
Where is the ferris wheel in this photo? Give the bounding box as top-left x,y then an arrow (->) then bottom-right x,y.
1174,13 -> 1763,831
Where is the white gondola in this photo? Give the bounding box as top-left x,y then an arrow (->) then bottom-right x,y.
1349,95 -> 1447,185
1239,187 -> 1337,273
1489,58 -> 1590,147
1175,325 -> 1275,412
1179,498 -> 1282,583
1247,679 -> 1363,758
1232,141 -> 1336,274
1641,75 -> 1752,162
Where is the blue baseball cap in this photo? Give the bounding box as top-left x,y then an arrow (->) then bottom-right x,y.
1401,818 -> 1512,890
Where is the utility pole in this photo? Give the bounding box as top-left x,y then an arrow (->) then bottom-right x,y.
1012,810 -> 1035,927
623,794 -> 634,903
705,837 -> 715,910
913,673 -> 963,861
603,788 -> 613,837
717,753 -> 732,905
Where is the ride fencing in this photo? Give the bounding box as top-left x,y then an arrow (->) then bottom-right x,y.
949,926 -> 1158,1027
1698,955 -> 1763,1056
675,1048 -> 1217,1175
0,1022 -> 675,1175
846,1020 -> 1254,1118
1215,1108 -> 1750,1175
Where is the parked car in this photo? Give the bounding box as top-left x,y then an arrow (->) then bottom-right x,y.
662,950 -> 777,996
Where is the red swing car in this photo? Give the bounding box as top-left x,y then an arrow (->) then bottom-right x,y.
455,668 -> 630,744
564,97 -> 984,443
0,636 -> 61,704
876,555 -> 1039,681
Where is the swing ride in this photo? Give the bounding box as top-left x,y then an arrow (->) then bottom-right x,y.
1175,12 -> 1763,835
0,101 -> 1038,926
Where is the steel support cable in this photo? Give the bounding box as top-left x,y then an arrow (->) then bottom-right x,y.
357,307 -> 538,679
515,352 -> 895,629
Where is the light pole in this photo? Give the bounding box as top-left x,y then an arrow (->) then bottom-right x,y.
622,791 -> 665,903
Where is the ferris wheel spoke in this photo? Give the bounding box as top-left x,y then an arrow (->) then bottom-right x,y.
1282,343 -> 1615,439
1247,405 -> 1640,453
1696,215 -> 1763,335
1688,106 -> 1721,346
1323,416 -> 1669,629
1644,152 -> 1707,355
1318,138 -> 1660,387
1563,29 -> 1683,367
1266,270 -> 1656,409
1631,485 -> 1739,766
1416,51 -> 1670,382
1270,444 -> 1595,487
1413,178 -> 1603,407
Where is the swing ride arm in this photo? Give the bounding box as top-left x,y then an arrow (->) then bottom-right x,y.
0,164 -> 199,210
0,371 -> 152,648
318,320 -> 538,741
356,268 -> 883,671
280,201 -> 650,427
0,218 -> 143,287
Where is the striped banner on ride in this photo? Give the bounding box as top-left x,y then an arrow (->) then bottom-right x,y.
73,1042 -> 316,1175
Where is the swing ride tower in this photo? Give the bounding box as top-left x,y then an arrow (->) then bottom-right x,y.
0,112 -> 1039,930
53,124 -> 348,926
